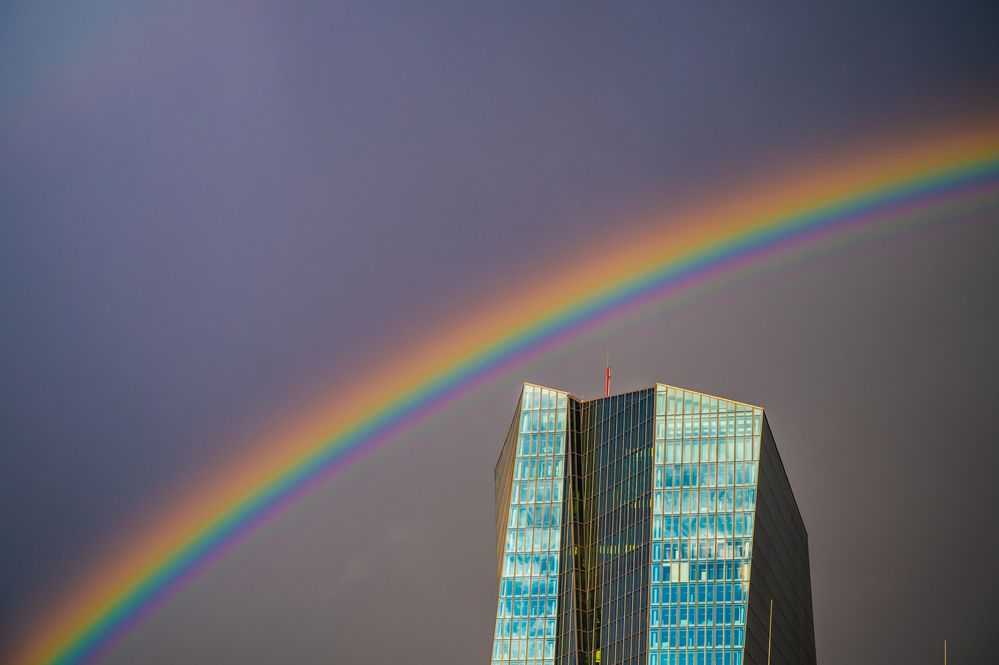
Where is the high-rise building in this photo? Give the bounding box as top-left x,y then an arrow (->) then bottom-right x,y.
491,382 -> 816,665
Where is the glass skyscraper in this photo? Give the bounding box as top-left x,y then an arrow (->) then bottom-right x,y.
491,383 -> 816,665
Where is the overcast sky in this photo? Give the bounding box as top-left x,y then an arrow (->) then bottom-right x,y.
2,2 -> 999,663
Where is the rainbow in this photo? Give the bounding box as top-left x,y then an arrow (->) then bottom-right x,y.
12,118 -> 999,665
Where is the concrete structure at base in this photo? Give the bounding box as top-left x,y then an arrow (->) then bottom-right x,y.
490,382 -> 816,665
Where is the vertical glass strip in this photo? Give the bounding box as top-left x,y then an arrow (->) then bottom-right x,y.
492,384 -> 568,665
649,386 -> 761,665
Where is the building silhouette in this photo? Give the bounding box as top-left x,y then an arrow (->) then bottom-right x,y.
490,383 -> 816,665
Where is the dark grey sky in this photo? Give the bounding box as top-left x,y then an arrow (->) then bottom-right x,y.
2,2 -> 998,663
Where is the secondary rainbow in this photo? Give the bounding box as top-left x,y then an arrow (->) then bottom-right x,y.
13,119 -> 999,665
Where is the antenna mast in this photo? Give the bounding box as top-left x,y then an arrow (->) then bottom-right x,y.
767,598 -> 773,665
605,354 -> 611,397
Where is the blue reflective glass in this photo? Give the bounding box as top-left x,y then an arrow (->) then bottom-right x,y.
649,389 -> 760,665
491,385 -> 569,665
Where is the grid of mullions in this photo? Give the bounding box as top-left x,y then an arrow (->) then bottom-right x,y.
492,385 -> 569,665
648,386 -> 762,665
585,390 -> 655,665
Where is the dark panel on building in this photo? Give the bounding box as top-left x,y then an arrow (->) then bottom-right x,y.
587,389 -> 655,665
557,397 -> 585,665
744,417 -> 817,665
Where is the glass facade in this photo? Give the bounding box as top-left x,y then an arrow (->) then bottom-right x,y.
491,384 -> 569,665
584,389 -> 655,665
492,382 -> 815,665
648,385 -> 760,665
